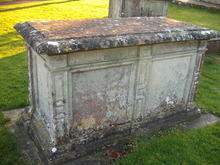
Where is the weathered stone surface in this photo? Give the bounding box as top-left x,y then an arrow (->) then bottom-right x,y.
109,0 -> 169,18
25,41 -> 206,164
201,0 -> 220,5
14,17 -> 220,164
207,39 -> 220,54
14,17 -> 220,55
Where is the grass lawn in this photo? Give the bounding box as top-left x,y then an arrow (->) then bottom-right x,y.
115,123 -> 220,165
196,54 -> 220,116
0,113 -> 24,165
0,1 -> 220,164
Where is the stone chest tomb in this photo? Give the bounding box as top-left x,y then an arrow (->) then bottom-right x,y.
15,17 -> 220,164
109,0 -> 169,18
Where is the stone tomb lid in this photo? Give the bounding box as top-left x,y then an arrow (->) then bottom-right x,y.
14,17 -> 220,56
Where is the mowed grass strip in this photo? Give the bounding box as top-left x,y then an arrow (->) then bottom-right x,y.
196,54 -> 220,116
168,3 -> 220,32
115,122 -> 220,165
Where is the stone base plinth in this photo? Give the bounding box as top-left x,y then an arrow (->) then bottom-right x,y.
24,106 -> 200,164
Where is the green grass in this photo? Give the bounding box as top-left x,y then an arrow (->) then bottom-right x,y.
115,123 -> 220,165
196,54 -> 220,116
168,3 -> 220,32
0,111 -> 24,165
0,52 -> 28,110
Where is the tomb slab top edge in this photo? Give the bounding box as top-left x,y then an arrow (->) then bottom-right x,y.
14,17 -> 220,56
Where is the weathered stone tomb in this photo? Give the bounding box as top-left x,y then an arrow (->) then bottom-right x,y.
15,17 -> 220,164
109,0 -> 169,18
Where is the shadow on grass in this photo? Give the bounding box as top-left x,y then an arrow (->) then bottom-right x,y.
0,0 -> 79,12
0,31 -> 25,59
0,32 -> 24,48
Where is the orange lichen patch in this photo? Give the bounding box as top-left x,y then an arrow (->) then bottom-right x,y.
28,17 -> 202,40
80,117 -> 96,129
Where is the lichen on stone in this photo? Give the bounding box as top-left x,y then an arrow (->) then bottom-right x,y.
14,17 -> 220,56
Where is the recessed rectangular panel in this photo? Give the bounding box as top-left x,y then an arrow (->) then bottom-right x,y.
148,1 -> 166,16
72,65 -> 132,129
146,56 -> 191,112
123,0 -> 142,17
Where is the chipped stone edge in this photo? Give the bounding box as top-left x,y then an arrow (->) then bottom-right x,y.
14,21 -> 220,56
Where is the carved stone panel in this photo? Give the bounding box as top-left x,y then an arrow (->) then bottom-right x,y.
71,65 -> 133,130
145,56 -> 192,114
